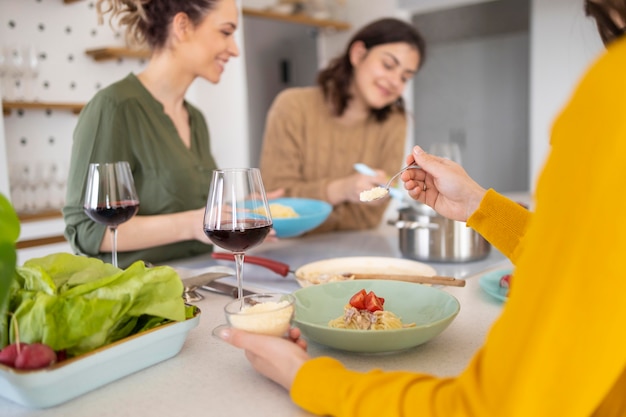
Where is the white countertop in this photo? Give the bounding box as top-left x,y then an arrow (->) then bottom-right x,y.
1,224 -> 512,417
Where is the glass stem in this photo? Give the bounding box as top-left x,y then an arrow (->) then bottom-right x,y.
110,226 -> 118,268
234,252 -> 245,301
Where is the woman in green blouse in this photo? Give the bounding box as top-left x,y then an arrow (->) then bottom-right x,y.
63,0 -> 240,268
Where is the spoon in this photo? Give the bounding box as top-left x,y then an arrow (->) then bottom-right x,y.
359,164 -> 421,202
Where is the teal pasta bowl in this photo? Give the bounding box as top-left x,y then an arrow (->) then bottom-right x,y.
268,198 -> 332,238
293,280 -> 460,353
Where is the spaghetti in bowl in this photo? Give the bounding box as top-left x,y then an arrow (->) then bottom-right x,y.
293,280 -> 459,353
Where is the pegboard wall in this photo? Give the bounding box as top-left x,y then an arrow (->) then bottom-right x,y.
0,0 -> 147,213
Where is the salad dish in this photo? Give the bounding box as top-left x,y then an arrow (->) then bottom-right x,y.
0,253 -> 199,408
0,307 -> 200,408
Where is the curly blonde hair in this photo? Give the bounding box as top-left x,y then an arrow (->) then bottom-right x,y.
96,0 -> 220,49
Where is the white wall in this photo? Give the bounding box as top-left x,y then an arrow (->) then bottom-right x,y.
529,0 -> 603,187
0,114 -> 8,197
412,32 -> 529,192
242,17 -> 318,167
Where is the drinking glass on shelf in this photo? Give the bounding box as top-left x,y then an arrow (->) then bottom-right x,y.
428,141 -> 463,165
203,168 -> 272,300
21,44 -> 39,101
8,45 -> 24,101
0,46 -> 9,99
83,162 -> 140,268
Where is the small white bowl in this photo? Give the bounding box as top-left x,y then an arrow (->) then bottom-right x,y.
224,293 -> 295,336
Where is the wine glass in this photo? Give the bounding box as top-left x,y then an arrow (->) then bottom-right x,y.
203,168 -> 272,300
8,44 -> 24,100
0,46 -> 9,99
83,162 -> 140,268
428,141 -> 462,164
21,44 -> 39,101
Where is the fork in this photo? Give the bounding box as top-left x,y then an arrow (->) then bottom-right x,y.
361,164 -> 421,201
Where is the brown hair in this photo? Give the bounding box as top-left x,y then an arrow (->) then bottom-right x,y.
96,0 -> 221,49
316,18 -> 426,122
585,0 -> 626,45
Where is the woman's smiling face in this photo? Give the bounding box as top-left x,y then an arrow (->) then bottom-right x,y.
185,0 -> 240,84
349,41 -> 421,110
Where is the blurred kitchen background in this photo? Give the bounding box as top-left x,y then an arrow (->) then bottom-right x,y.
0,0 -> 603,261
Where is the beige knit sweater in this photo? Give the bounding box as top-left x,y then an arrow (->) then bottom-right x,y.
259,87 -> 407,233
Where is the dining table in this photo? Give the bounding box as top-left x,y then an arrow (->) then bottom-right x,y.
0,221 -> 513,417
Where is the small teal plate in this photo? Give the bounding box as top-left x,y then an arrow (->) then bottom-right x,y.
479,268 -> 512,302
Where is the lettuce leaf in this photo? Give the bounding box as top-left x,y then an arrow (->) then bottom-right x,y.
4,253 -> 186,356
0,193 -> 19,348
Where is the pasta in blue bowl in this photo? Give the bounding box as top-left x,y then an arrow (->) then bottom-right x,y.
265,198 -> 332,238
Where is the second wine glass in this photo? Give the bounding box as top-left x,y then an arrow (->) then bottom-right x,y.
203,168 -> 272,300
83,162 -> 140,268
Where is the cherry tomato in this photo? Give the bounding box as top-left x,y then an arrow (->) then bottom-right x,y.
365,291 -> 384,312
349,289 -> 367,310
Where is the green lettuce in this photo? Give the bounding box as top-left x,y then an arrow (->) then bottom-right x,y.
0,193 -> 19,348
4,253 -> 186,356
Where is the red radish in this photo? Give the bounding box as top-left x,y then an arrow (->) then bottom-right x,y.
14,343 -> 57,370
0,343 -> 27,367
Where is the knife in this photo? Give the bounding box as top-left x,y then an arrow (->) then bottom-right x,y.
201,280 -> 257,298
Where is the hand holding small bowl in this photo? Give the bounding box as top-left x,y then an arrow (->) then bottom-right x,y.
221,293 -> 296,337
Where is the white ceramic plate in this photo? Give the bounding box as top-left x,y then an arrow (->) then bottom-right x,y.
294,256 -> 437,287
0,309 -> 200,409
479,268 -> 512,302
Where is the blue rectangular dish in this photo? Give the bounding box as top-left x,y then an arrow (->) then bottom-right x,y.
0,308 -> 200,408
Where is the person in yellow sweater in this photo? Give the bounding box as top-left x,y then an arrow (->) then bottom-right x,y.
259,18 -> 425,233
215,1 -> 626,415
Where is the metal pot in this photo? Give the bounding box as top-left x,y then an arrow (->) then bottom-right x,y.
388,203 -> 490,263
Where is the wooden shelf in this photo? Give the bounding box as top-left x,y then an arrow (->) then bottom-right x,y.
18,210 -> 63,223
85,47 -> 151,62
63,0 -> 83,3
242,7 -> 350,31
3,100 -> 84,116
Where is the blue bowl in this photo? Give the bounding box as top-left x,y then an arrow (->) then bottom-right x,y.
269,198 -> 332,238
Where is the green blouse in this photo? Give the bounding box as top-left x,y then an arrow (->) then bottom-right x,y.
63,73 -> 216,268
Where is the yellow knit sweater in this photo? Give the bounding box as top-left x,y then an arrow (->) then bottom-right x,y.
290,36 -> 626,417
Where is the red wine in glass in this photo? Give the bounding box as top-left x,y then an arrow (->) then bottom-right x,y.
204,222 -> 271,252
84,200 -> 140,227
203,168 -> 273,300
83,162 -> 139,268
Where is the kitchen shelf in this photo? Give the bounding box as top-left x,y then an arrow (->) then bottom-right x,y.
85,47 -> 151,62
2,100 -> 85,116
242,7 -> 350,31
18,210 -> 63,222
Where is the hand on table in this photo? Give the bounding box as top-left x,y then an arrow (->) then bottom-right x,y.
216,327 -> 309,391
401,146 -> 487,222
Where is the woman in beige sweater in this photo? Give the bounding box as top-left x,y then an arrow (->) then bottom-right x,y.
259,18 -> 425,233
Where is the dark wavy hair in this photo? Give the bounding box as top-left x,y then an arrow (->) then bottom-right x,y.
316,18 -> 426,122
96,0 -> 221,49
585,0 -> 626,45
